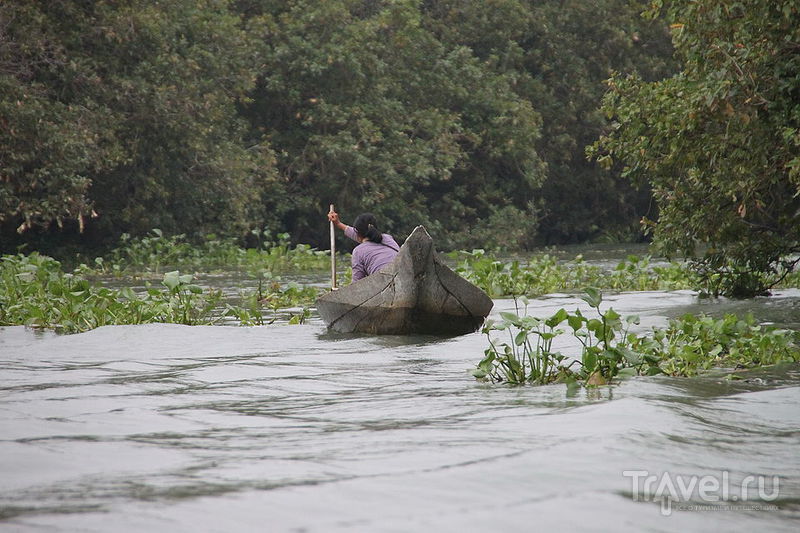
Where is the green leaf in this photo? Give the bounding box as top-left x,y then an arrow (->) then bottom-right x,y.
586,318 -> 603,334
625,315 -> 640,325
617,367 -> 637,379
582,350 -> 597,372
568,314 -> 584,331
162,271 -> 180,290
619,347 -> 642,365
500,311 -> 523,326
545,308 -> 569,328
580,287 -> 602,308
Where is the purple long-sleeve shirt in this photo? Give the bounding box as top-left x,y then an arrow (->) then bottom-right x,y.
344,225 -> 400,282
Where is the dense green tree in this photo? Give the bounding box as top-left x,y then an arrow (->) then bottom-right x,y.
1,0 -> 680,254
0,2 -> 122,234
248,0 -> 545,248
0,0 -> 277,245
590,0 -> 800,296
422,0 -> 675,243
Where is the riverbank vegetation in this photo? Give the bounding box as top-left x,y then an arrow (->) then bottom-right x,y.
86,229 -> 332,276
590,0 -> 800,297
474,289 -> 800,387
0,245 -> 698,334
452,250 -> 698,297
0,253 -> 318,333
4,229 -> 799,334
3,0 -> 796,296
1,254 -> 223,332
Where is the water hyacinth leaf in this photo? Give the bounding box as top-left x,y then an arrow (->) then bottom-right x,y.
617,367 -> 637,379
619,347 -> 642,365
514,330 -> 527,346
625,315 -> 640,325
583,350 -> 597,373
471,368 -> 488,379
581,287 -> 602,308
162,271 -> 181,290
120,287 -> 137,300
521,316 -> 540,329
604,348 -> 623,363
546,308 -> 569,328
681,345 -> 701,362
568,314 -> 584,331
500,312 -> 524,326
187,284 -> 204,294
642,353 -> 660,365
479,359 -> 494,373
586,318 -> 603,334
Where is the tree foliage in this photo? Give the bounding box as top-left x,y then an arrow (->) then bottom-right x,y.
2,0 -> 677,254
591,0 -> 800,296
249,0 -> 545,248
422,0 -> 675,243
1,0 -> 277,241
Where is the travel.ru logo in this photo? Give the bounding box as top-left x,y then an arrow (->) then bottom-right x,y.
622,470 -> 780,516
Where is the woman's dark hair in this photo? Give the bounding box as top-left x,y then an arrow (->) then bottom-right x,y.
353,213 -> 383,243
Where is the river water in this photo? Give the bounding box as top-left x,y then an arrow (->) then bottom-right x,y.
1,285 -> 799,531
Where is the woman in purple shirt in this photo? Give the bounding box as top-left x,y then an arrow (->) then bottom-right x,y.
328,210 -> 400,282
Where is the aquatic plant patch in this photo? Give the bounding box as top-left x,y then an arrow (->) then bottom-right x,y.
630,313 -> 800,377
86,229 -> 335,276
474,289 -> 800,386
451,251 -> 698,297
0,254 -> 230,333
224,275 -> 321,326
0,253 -> 320,333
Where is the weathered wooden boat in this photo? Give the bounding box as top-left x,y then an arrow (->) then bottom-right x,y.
316,226 -> 493,335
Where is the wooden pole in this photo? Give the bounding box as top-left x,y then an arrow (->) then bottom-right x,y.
329,204 -> 337,290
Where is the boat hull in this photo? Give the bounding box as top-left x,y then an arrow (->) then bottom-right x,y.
316,226 -> 493,335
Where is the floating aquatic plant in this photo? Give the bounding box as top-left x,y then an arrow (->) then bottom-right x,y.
475,289 -> 800,387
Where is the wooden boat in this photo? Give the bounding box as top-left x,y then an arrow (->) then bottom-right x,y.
316,226 -> 493,335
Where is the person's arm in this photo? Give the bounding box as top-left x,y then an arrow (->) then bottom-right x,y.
327,210 -> 347,232
343,225 -> 359,242
328,210 -> 360,243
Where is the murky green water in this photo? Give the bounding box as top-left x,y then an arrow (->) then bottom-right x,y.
1,282 -> 799,531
